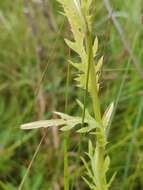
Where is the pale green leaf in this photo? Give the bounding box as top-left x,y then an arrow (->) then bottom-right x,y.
21,119 -> 66,130
55,111 -> 81,131
102,102 -> 114,128
103,156 -> 110,174
96,56 -> 104,73
70,61 -> 84,72
60,125 -> 71,131
57,0 -> 85,38
60,118 -> 81,131
77,126 -> 95,133
93,37 -> 98,57
65,39 -> 79,54
54,111 -> 72,120
88,140 -> 94,157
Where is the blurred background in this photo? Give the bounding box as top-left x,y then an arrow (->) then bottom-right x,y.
0,0 -> 143,189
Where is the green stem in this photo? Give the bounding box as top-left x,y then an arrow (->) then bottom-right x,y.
64,135 -> 69,190
86,32 -> 107,190
86,32 -> 101,122
64,49 -> 71,190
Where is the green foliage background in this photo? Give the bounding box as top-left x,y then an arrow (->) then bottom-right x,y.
0,0 -> 143,189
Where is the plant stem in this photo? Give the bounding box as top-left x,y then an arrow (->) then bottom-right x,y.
86,31 -> 107,190
64,134 -> 69,190
63,48 -> 71,190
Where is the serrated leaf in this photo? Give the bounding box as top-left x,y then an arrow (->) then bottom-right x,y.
21,100 -> 100,132
102,102 -> 114,128
57,0 -> 85,39
55,111 -> 81,131
21,111 -> 81,131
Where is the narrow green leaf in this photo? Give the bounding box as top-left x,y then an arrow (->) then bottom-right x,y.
65,39 -> 79,54
60,118 -> 80,131
96,56 -> 104,73
70,61 -> 84,72
102,102 -> 114,128
93,37 -> 98,57
54,111 -> 72,120
82,176 -> 95,189
77,126 -> 96,133
88,140 -> 94,157
103,156 -> 110,174
21,119 -> 66,130
81,156 -> 93,179
108,172 -> 117,187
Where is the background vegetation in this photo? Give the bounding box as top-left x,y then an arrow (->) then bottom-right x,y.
0,0 -> 143,189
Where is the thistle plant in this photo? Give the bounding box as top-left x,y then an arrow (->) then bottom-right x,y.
21,0 -> 116,189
